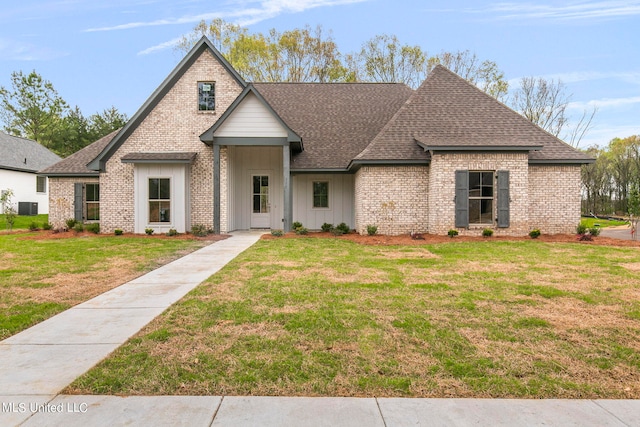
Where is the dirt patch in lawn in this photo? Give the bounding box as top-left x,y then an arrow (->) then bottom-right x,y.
261,231 -> 640,247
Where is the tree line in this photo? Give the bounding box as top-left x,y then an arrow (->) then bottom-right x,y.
582,136 -> 640,216
0,71 -> 127,158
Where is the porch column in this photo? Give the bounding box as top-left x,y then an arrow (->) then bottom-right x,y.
283,145 -> 291,232
213,144 -> 220,234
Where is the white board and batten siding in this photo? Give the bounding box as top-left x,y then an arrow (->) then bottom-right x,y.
226,146 -> 284,231
133,164 -> 190,234
292,174 -> 355,230
215,93 -> 287,138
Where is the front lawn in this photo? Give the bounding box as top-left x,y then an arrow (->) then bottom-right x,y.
0,233 -> 214,339
0,214 -> 49,231
69,238 -> 640,398
580,217 -> 628,228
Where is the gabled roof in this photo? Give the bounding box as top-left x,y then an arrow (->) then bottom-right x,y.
354,65 -> 593,165
200,84 -> 302,151
253,82 -> 414,170
39,130 -> 118,176
86,37 -> 246,172
0,131 -> 61,173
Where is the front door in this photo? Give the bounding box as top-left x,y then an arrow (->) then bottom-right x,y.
250,175 -> 270,228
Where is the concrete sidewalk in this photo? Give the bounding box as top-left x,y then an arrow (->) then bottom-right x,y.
1,230 -> 638,426
4,395 -> 640,426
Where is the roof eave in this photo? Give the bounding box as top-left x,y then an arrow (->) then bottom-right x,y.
347,159 -> 430,172
529,158 -> 595,165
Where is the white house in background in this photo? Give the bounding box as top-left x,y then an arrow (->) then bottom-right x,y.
0,131 -> 61,215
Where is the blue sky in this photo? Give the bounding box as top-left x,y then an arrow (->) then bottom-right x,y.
1,0 -> 639,149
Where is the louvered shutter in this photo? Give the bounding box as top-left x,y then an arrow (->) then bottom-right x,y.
455,170 -> 469,228
497,170 -> 510,228
74,183 -> 83,222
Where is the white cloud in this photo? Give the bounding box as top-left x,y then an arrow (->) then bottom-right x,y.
436,1 -> 640,22
86,0 -> 367,32
0,38 -> 68,61
568,96 -> 640,110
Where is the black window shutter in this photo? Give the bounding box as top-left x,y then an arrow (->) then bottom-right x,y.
455,170 -> 469,228
74,183 -> 84,222
497,170 -> 510,228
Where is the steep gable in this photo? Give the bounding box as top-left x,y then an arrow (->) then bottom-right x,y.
87,37 -> 246,172
355,65 -> 593,164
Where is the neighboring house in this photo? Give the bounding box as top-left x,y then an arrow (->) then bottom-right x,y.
0,131 -> 61,215
41,37 -> 593,236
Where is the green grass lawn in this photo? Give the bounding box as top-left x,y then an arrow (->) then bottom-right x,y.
69,238 -> 640,399
0,233 -> 212,340
0,214 -> 49,231
580,217 -> 628,228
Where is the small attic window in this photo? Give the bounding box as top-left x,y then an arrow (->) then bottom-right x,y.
198,82 -> 215,111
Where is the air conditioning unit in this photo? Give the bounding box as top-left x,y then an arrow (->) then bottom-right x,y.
18,202 -> 38,216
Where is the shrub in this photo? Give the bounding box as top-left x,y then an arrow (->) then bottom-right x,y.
191,224 -> 208,237
145,228 -> 154,235
321,223 -> 333,232
366,225 -> 378,236
482,228 -> 494,237
448,229 -> 459,238
529,229 -> 541,239
576,223 -> 588,235
295,226 -> 308,235
589,226 -> 601,237
29,221 -> 39,231
65,218 -> 77,230
331,227 -> 344,236
114,229 -> 123,235
336,222 -> 350,234
271,229 -> 284,237
578,233 -> 593,241
86,223 -> 100,234
292,221 -> 303,231
167,229 -> 178,236
73,223 -> 84,233
43,222 -> 53,230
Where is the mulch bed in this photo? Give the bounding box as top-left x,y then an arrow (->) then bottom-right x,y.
261,230 -> 640,247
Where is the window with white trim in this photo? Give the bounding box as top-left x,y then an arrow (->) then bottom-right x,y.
198,82 -> 215,111
86,183 -> 100,221
149,178 -> 171,223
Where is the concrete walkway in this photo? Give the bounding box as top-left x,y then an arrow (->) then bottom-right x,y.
1,231 -> 639,426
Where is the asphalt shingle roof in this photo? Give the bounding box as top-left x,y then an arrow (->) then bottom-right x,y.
39,130 -> 119,176
0,131 -> 61,173
253,82 -> 414,169
356,65 -> 593,163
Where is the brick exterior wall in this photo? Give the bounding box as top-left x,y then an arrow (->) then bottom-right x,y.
354,166 -> 429,235
428,152 -> 530,236
99,50 -> 243,233
529,165 -> 582,234
48,177 -> 99,229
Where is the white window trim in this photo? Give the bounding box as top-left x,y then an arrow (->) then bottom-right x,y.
148,177 -> 172,224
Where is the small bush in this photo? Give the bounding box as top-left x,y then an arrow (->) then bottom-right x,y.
73,223 -> 84,233
190,224 -> 208,237
482,228 -> 494,237
271,229 -> 284,237
589,226 -> 601,237
295,226 -> 308,235
331,227 -> 344,236
29,221 -> 39,231
114,229 -> 123,236
86,223 -> 100,234
321,223 -> 333,232
336,222 -> 350,234
145,228 -> 154,235
576,223 -> 588,235
43,222 -> 53,230
167,229 -> 178,236
65,218 -> 77,230
578,233 -> 593,241
448,229 -> 459,238
292,221 -> 303,231
529,229 -> 541,239
366,225 -> 378,236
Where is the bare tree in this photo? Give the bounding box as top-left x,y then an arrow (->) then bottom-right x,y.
511,77 -> 570,137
